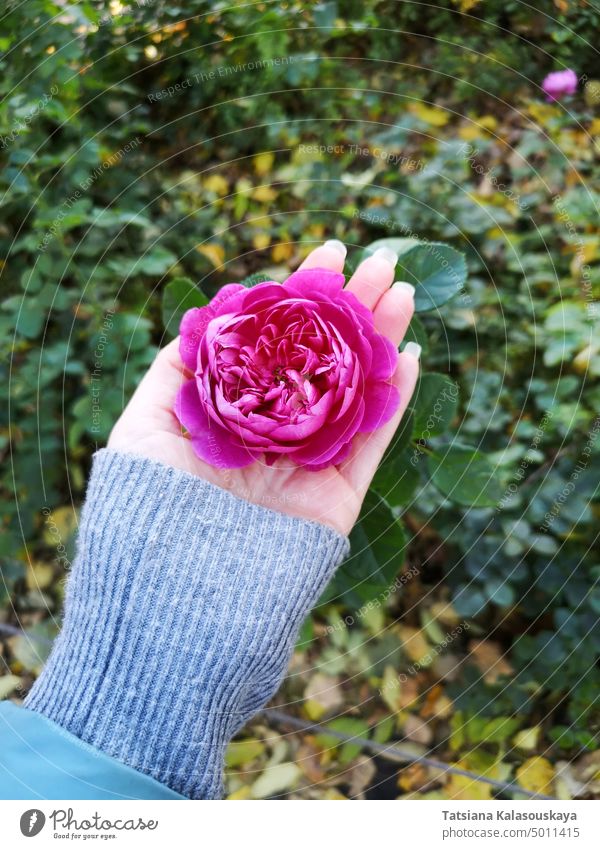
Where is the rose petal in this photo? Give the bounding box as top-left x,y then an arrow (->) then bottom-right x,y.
291,398 -> 365,465
179,307 -> 210,370
359,381 -> 400,432
370,332 -> 399,381
174,379 -> 208,434
175,380 -> 259,467
191,428 -> 258,468
283,268 -> 345,300
303,439 -> 353,471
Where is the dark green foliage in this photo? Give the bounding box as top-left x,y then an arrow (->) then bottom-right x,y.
1,0 -> 599,768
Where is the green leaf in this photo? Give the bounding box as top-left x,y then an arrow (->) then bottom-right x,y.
323,491 -> 406,606
427,443 -> 502,507
398,243 -> 466,312
453,586 -> 487,618
239,271 -> 273,288
412,373 -> 460,438
225,738 -> 266,768
316,717 -> 370,764
384,407 -> 415,458
362,237 -> 420,261
371,449 -> 420,508
108,246 -> 177,279
484,577 -> 515,608
162,277 -> 209,338
402,314 -> 429,356
362,239 -> 466,312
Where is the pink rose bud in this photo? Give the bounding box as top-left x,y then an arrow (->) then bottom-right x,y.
174,268 -> 401,470
541,69 -> 578,102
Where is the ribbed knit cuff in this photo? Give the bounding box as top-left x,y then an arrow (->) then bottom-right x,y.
25,449 -> 349,799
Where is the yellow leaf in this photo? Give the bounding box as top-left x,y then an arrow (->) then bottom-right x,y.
251,762 -> 301,799
477,115 -> 498,131
252,233 -> 271,250
527,102 -> 561,126
452,0 -> 483,11
409,103 -> 449,127
458,125 -> 484,142
458,115 -> 497,141
584,80 -> 600,106
252,185 -> 277,202
380,665 -> 403,713
429,602 -> 461,627
0,674 -> 21,699
254,152 -> 275,176
468,639 -> 513,684
26,561 -> 54,591
163,21 -> 187,35
516,756 -> 555,795
196,243 -> 225,269
573,342 -> 600,374
203,174 -> 229,196
271,242 -> 294,263
445,760 -> 492,800
513,726 -> 541,752
42,506 -> 78,546
568,238 -> 598,265
227,786 -> 252,800
322,789 -> 348,799
304,699 -> 326,721
399,625 -> 432,665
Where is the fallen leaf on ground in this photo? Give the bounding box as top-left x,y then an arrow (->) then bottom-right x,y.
516,756 -> 555,795
468,639 -> 513,683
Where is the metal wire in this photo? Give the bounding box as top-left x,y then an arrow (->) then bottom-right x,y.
0,624 -> 555,800
0,623 -> 53,643
263,708 -> 556,801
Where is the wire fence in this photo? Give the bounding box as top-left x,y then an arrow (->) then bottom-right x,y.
263,708 -> 556,800
0,622 -> 554,800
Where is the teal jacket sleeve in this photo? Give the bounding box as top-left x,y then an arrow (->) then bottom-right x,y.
0,702 -> 184,800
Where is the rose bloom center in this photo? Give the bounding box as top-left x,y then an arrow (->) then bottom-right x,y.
210,305 -> 347,423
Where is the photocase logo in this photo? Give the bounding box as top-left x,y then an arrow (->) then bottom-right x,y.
19,809 -> 46,837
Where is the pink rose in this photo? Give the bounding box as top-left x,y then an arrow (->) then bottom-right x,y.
541,69 -> 578,102
174,268 -> 400,470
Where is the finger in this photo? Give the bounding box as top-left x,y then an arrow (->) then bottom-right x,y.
372,281 -> 415,346
345,246 -> 398,310
298,239 -> 347,273
342,346 -> 421,495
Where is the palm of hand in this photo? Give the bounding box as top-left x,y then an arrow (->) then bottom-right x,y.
108,244 -> 418,536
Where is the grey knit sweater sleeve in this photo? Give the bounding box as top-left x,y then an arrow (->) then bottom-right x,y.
25,449 -> 349,799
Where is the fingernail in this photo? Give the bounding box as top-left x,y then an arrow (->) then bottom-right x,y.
404,341 -> 422,360
324,239 -> 347,257
372,246 -> 398,266
393,280 -> 415,296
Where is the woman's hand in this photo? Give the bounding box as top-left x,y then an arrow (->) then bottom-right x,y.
108,241 -> 419,535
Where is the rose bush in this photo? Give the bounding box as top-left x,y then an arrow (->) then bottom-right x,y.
174,267 -> 400,470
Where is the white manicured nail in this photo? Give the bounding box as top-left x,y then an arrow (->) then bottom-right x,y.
372,246 -> 398,266
393,281 -> 415,296
324,239 -> 347,257
404,341 -> 422,360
